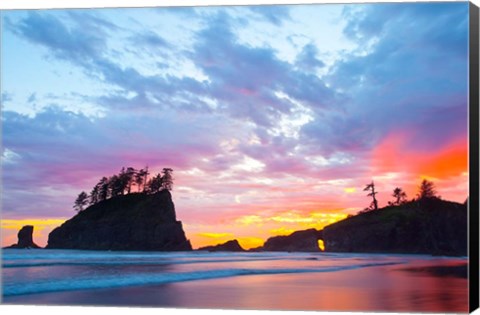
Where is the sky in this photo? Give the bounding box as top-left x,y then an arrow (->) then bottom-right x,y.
0,1 -> 471,249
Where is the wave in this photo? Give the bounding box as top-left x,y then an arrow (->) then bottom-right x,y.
2,256 -> 286,268
3,261 -> 403,297
3,250 -> 361,268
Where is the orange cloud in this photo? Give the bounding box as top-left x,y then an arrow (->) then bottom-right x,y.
197,232 -> 234,239
418,142 -> 467,179
372,133 -> 468,203
373,133 -> 467,179
185,209 -> 348,250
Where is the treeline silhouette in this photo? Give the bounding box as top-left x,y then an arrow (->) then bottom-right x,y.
74,167 -> 173,212
360,178 -> 440,214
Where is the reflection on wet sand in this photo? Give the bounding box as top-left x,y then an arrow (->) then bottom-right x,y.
3,260 -> 468,312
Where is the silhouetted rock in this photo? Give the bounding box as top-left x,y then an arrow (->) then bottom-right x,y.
261,229 -> 322,252
247,245 -> 264,252
47,191 -> 192,251
198,239 -> 245,252
5,225 -> 40,249
322,198 -> 467,256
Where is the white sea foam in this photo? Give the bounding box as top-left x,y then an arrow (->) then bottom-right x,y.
3,249 -> 465,297
3,262 -> 404,296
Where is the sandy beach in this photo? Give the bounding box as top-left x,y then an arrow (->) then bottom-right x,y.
3,259 -> 468,313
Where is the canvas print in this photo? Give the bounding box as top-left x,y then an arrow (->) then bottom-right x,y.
1,1 -> 477,313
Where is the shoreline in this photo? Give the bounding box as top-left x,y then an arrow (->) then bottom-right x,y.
2,261 -> 469,313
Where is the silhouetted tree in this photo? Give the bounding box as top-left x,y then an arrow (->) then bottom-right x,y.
74,191 -> 89,212
89,183 -> 100,205
147,173 -> 163,193
75,166 -> 176,211
124,167 -> 137,194
109,175 -> 124,197
417,179 -> 438,200
98,177 -> 110,201
389,187 -> 407,206
135,168 -> 148,192
117,167 -> 131,195
363,181 -> 378,211
143,166 -> 149,191
161,168 -> 173,191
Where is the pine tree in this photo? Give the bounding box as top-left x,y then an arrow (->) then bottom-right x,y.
147,173 -> 163,193
74,191 -> 89,212
161,168 -> 173,191
389,187 -> 407,206
98,177 -> 110,201
135,168 -> 147,192
417,179 -> 438,200
363,181 -> 378,211
125,167 -> 136,193
90,184 -> 100,205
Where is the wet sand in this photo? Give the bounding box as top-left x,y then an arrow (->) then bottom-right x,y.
3,263 -> 469,313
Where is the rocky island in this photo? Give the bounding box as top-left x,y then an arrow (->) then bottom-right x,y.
47,190 -> 192,251
198,239 -> 245,252
322,198 -> 467,255
259,229 -> 323,252
244,198 -> 467,256
4,225 -> 41,249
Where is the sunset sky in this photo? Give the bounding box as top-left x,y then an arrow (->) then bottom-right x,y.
1,2 -> 470,249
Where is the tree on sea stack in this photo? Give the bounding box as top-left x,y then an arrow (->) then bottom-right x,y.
74,191 -> 89,212
135,168 -> 148,192
73,166 -> 174,211
161,168 -> 174,191
125,167 -> 136,193
98,176 -> 110,201
417,179 -> 438,200
389,187 -> 407,206
363,181 -> 379,211
147,173 -> 164,193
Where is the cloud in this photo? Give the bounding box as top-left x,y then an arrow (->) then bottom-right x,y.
192,11 -> 336,130
249,5 -> 292,26
1,105 -> 239,218
2,91 -> 13,103
129,30 -> 169,50
307,2 -> 469,156
8,12 -> 106,63
295,43 -> 325,72
2,4 -> 469,238
27,93 -> 37,103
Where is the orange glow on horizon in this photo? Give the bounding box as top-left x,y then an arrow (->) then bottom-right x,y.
187,211 -> 348,250
1,218 -> 67,247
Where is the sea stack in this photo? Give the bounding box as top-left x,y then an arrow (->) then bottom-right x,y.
198,239 -> 245,252
5,225 -> 41,249
322,198 -> 467,255
261,229 -> 323,252
47,190 -> 192,251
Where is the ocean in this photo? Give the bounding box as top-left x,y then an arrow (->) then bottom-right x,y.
1,249 -> 469,312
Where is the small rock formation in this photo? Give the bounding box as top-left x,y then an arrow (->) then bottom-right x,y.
247,245 -> 264,252
261,229 -> 322,252
198,239 -> 245,252
47,190 -> 192,251
5,225 -> 40,249
322,198 -> 467,255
